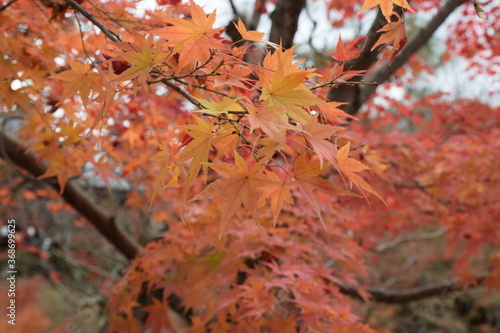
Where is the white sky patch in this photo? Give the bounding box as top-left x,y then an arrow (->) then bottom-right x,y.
135,0 -> 499,106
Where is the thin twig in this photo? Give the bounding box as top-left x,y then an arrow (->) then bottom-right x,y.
227,0 -> 239,18
65,0 -> 121,42
159,79 -> 204,109
375,226 -> 447,252
311,80 -> 378,91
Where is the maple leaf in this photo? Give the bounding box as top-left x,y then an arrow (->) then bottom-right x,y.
234,18 -> 265,42
34,144 -> 87,193
261,67 -> 319,107
151,145 -> 182,206
246,102 -> 296,145
177,116 -> 212,195
190,152 -> 271,231
293,153 -> 357,226
58,120 -> 84,145
154,0 -> 222,68
371,18 -> 408,64
304,116 -> 343,169
51,60 -> 101,109
258,171 -> 295,226
115,38 -> 167,85
316,102 -> 356,124
336,142 -> 386,203
357,0 -> 414,22
194,96 -> 244,115
331,35 -> 365,62
259,46 -> 316,89
142,298 -> 172,333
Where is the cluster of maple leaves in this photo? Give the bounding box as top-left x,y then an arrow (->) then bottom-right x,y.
0,0 -> 499,332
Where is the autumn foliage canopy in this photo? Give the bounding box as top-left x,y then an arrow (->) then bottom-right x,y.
0,0 -> 499,332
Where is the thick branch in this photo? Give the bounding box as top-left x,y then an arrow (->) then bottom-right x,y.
0,0 -> 17,11
269,0 -> 306,49
0,130 -> 140,260
327,9 -> 390,111
355,0 -> 468,112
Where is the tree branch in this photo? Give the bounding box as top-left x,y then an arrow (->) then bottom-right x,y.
0,130 -> 140,260
353,0 -> 468,114
0,0 -> 17,11
339,277 -> 484,303
65,0 -> 121,42
327,9 -> 390,111
269,0 -> 306,49
375,226 -> 447,252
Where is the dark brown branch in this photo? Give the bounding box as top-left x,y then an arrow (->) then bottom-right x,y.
0,0 -> 17,11
0,129 -> 195,325
269,0 -> 306,49
0,130 -> 140,260
65,0 -> 121,42
327,9 -> 400,113
227,0 -> 239,18
159,79 -> 204,109
353,0 -> 467,114
356,0 -> 467,109
340,277 -> 484,303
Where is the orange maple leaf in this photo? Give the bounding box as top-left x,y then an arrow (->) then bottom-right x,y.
259,46 -> 316,88
234,18 -> 265,42
371,18 -> 408,64
191,152 -> 271,232
37,146 -> 88,193
116,44 -> 166,85
142,298 -> 172,333
316,102 -> 356,124
247,102 -> 296,145
358,0 -> 414,22
336,142 -> 386,203
151,145 -> 182,206
258,171 -> 295,226
51,60 -> 102,109
293,153 -> 357,226
304,116 -> 343,169
331,35 -> 365,62
154,0 -> 222,68
177,116 -> 212,195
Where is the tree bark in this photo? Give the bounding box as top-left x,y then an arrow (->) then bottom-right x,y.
328,0 -> 467,115
269,0 -> 306,49
0,130 -> 140,260
355,0 -> 468,113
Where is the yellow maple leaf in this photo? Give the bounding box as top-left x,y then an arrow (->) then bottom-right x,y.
261,67 -> 319,107
193,96 -> 244,114
116,38 -> 167,85
177,116 -> 213,195
234,18 -> 265,42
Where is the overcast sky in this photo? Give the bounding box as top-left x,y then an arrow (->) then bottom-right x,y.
136,0 -> 499,106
